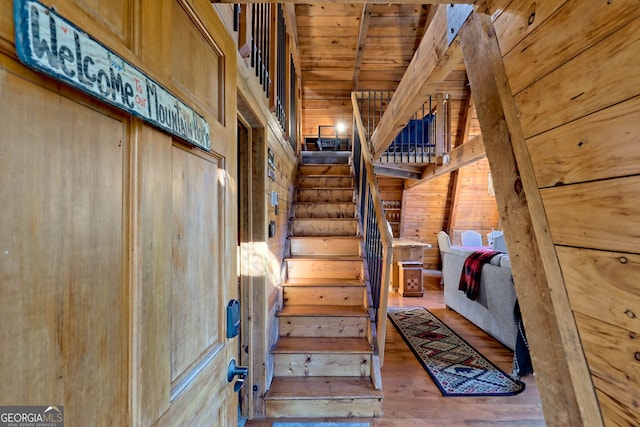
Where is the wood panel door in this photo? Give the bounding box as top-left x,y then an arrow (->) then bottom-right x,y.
0,62 -> 128,425
140,138 -> 238,427
0,61 -> 238,426
167,144 -> 236,425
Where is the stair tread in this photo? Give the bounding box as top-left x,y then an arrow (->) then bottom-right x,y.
298,175 -> 354,178
272,336 -> 372,354
297,186 -> 356,190
278,305 -> 368,317
298,165 -> 351,170
283,278 -> 365,287
289,235 -> 361,240
287,255 -> 362,261
301,151 -> 351,156
265,376 -> 382,400
298,173 -> 351,178
292,212 -> 356,220
293,201 -> 355,205
292,217 -> 358,221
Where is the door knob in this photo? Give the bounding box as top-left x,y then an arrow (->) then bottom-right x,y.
227,359 -> 248,392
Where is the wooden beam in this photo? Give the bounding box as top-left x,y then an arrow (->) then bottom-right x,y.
459,11 -> 603,427
445,168 -> 461,237
352,4 -> 374,91
373,164 -> 422,180
459,93 -> 474,147
406,134 -> 485,188
370,5 -> 464,159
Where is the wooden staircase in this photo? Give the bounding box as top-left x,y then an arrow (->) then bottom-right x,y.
264,151 -> 383,418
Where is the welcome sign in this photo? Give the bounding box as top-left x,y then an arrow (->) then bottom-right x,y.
13,0 -> 211,151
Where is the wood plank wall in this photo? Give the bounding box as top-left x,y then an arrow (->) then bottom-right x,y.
488,0 -> 640,424
379,177 -> 404,238
263,128 -> 296,411
401,175 -> 453,269
266,127 -> 296,287
448,159 -> 499,246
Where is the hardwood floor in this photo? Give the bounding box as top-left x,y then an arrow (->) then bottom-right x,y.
246,287 -> 546,427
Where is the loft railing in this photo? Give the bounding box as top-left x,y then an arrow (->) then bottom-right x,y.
250,4 -> 272,97
238,4 -> 299,153
274,5 -> 286,132
288,55 -> 297,152
351,93 -> 394,367
355,91 -> 448,164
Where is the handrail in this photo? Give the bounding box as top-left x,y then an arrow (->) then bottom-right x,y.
351,92 -> 394,366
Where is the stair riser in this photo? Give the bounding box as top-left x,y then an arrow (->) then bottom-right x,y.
296,189 -> 354,203
290,237 -> 361,256
265,398 -> 382,418
293,203 -> 356,219
274,353 -> 371,377
292,220 -> 358,237
287,259 -> 362,280
279,317 -> 367,338
297,176 -> 354,188
298,165 -> 351,176
301,155 -> 350,165
284,287 -> 364,306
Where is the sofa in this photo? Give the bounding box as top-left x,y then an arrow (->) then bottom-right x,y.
442,248 -> 517,350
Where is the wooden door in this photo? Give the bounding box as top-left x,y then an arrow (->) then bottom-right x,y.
166,144 -> 236,426
0,62 -> 238,427
0,61 -> 129,426
135,125 -> 238,426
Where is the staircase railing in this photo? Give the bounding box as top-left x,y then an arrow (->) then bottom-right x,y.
351,93 -> 394,366
354,90 -> 449,164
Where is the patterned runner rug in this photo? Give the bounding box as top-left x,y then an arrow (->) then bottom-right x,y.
272,423 -> 369,427
387,307 -> 525,396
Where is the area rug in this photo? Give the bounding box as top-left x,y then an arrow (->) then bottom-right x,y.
272,423 -> 369,427
387,307 -> 525,397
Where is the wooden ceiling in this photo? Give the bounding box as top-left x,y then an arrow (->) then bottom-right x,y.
293,4 -> 438,139
296,4 -> 433,91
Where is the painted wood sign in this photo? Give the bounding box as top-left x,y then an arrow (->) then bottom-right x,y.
13,0 -> 211,151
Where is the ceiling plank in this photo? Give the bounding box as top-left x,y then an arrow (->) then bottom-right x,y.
369,5 -> 464,159
371,4 -> 429,16
353,4 -> 374,90
297,26 -> 359,37
296,15 -> 361,27
298,37 -> 359,48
